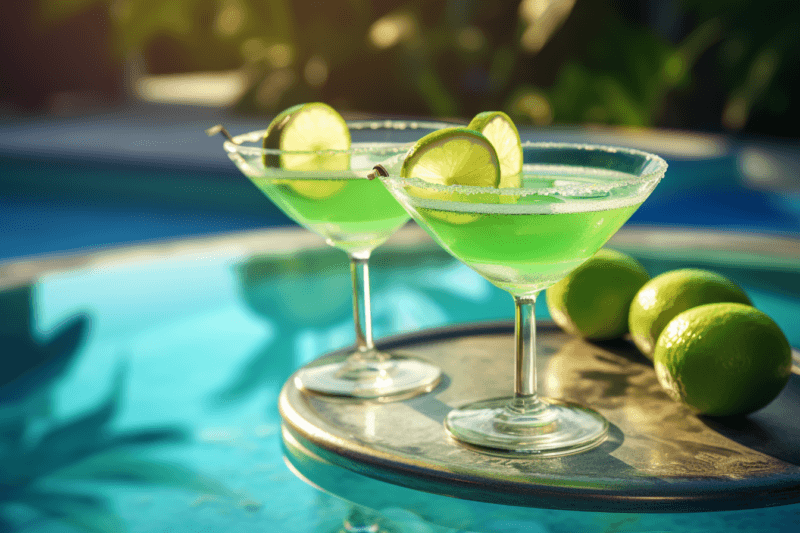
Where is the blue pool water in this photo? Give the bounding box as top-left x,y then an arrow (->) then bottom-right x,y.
1,228 -> 797,533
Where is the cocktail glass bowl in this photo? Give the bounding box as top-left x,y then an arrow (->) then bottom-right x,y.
380,141 -> 667,455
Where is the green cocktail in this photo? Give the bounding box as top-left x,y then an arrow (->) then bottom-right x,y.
249,162 -> 411,253
412,169 -> 645,295
224,118 -> 453,399
380,140 -> 667,455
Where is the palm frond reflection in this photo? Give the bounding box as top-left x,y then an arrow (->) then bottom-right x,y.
0,284 -> 232,533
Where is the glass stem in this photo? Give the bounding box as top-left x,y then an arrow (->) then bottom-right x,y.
350,251 -> 376,355
341,506 -> 380,533
512,293 -> 546,414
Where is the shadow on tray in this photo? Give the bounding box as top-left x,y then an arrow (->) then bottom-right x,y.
701,374 -> 800,467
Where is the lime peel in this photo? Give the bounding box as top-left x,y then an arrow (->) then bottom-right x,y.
629,269 -> 752,359
468,111 -> 523,182
262,102 -> 351,198
401,127 -> 500,188
398,127 -> 500,225
546,248 -> 651,340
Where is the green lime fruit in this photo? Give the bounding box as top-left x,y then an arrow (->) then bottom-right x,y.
546,248 -> 651,340
467,111 -> 523,189
262,102 -> 350,199
629,269 -> 752,359
400,127 -> 500,224
401,127 -> 500,187
654,303 -> 792,416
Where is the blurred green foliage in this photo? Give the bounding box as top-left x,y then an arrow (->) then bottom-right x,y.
680,0 -> 800,133
37,0 -> 799,134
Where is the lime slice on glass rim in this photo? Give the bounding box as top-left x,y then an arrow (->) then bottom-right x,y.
468,111 -> 523,189
262,102 -> 351,199
401,127 -> 500,187
399,127 -> 500,224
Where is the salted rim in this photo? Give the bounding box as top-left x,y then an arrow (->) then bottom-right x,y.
381,141 -> 668,199
223,120 -> 460,158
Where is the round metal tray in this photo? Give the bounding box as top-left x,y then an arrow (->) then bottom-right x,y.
279,321 -> 800,513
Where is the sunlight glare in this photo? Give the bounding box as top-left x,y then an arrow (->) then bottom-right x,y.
135,71 -> 249,107
369,13 -> 415,49
519,0 -> 576,53
216,0 -> 245,37
304,56 -> 329,87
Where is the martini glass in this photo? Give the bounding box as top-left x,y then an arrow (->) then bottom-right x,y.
379,142 -> 667,455
223,120 -> 452,399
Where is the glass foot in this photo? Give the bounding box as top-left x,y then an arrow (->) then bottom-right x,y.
337,507 -> 381,533
445,396 -> 608,456
295,352 -> 441,399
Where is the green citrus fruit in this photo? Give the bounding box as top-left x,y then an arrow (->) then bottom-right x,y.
629,269 -> 752,359
401,127 -> 500,187
467,111 -> 523,189
400,127 -> 500,224
546,248 -> 651,340
654,303 -> 792,416
262,102 -> 350,198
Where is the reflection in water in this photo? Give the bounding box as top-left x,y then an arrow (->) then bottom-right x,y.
219,246 -> 499,404
290,462 -> 443,533
0,284 -> 88,411
335,505 -> 398,533
0,284 -> 231,533
215,248 -> 352,404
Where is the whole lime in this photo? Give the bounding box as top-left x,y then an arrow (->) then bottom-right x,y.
546,249 -> 651,340
399,127 -> 500,225
629,269 -> 751,359
654,303 -> 792,416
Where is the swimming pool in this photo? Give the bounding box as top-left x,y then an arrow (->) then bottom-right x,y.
1,223 -> 798,533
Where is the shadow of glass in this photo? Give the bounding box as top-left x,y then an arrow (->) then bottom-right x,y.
547,334 -> 800,483
544,337 -> 658,414
700,374 -> 800,467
